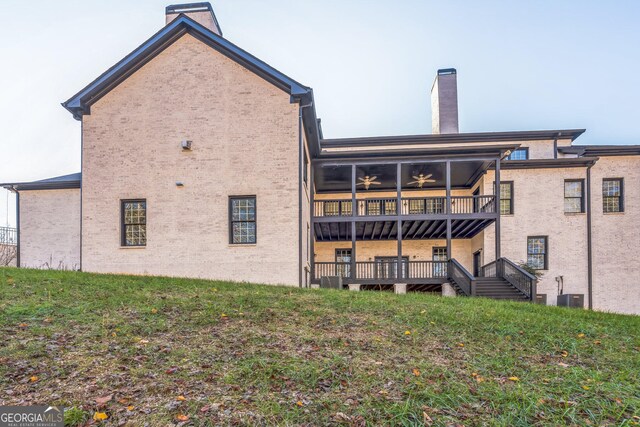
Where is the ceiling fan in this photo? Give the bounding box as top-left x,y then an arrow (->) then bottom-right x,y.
357,175 -> 381,190
408,173 -> 436,188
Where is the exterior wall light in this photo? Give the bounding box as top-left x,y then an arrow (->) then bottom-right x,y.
181,140 -> 192,150
176,181 -> 184,187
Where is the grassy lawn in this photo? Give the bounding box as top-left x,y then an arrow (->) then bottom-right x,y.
0,268 -> 638,426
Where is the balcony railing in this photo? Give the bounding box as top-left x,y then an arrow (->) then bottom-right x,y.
313,260 -> 448,283
0,227 -> 17,246
314,195 -> 496,217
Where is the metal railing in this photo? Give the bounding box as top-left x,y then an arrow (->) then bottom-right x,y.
314,195 -> 496,217
447,259 -> 475,296
313,260 -> 448,282
481,258 -> 537,301
0,227 -> 17,246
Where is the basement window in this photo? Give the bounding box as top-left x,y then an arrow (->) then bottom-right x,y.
564,179 -> 584,213
603,178 -> 623,213
121,200 -> 146,246
527,236 -> 548,270
230,196 -> 256,244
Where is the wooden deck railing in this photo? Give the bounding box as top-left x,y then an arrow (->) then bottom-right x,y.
0,227 -> 17,246
313,260 -> 448,282
314,195 -> 496,217
447,259 -> 475,296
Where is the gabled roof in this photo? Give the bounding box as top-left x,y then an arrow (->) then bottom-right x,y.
1,173 -> 81,191
62,13 -> 322,156
62,14 -> 312,119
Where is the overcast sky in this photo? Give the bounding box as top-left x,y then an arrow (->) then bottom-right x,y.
1,0 -> 639,226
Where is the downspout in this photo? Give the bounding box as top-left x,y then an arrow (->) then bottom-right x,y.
298,99 -> 313,288
586,164 -> 593,309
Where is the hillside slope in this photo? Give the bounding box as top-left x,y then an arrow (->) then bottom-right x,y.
0,268 -> 638,426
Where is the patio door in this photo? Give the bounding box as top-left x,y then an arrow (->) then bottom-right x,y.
432,247 -> 448,277
335,249 -> 352,278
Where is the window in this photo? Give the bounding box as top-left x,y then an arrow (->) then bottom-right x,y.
507,148 -> 529,161
564,180 -> 584,213
121,200 -> 146,246
527,236 -> 548,270
303,151 -> 309,186
494,182 -> 514,215
603,178 -> 624,213
230,196 -> 256,244
432,247 -> 448,276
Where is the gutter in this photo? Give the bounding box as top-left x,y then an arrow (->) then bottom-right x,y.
3,186 -> 19,268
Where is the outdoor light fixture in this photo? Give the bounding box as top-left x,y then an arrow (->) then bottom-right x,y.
181,140 -> 192,150
176,181 -> 184,187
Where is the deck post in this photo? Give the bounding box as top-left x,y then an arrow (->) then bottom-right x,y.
351,164 -> 357,282
445,160 -> 452,260
396,162 -> 403,280
495,157 -> 501,265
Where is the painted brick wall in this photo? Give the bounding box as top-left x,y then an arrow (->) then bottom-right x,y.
590,155 -> 640,314
19,189 -> 81,270
82,33 -> 301,286
482,167 -> 590,304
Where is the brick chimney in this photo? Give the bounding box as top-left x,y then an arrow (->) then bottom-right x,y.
166,2 -> 222,36
431,68 -> 459,134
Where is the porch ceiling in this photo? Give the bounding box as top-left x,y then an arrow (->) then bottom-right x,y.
314,160 -> 491,193
314,218 -> 494,242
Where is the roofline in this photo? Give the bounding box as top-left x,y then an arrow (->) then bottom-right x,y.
317,143 -> 520,160
496,157 -> 599,170
62,14 -> 311,120
558,145 -> 640,157
321,129 -> 586,147
2,180 -> 81,191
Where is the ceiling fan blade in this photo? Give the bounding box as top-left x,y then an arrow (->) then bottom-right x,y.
412,175 -> 421,180
407,180 -> 418,185
369,176 -> 377,181
426,179 -> 436,183
358,177 -> 366,182
424,174 -> 433,179
370,181 -> 382,185
356,182 -> 365,185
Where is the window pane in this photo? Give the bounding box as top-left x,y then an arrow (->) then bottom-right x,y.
603,197 -> 620,213
564,197 -> 582,213
527,254 -> 545,270
232,198 -> 255,221
528,237 -> 546,254
232,221 -> 256,244
603,180 -> 620,196
124,201 -> 146,225
500,200 -> 512,215
564,181 -> 582,198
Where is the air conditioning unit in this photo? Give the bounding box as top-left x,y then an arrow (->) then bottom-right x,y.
534,294 -> 547,305
320,276 -> 343,289
557,294 -> 584,308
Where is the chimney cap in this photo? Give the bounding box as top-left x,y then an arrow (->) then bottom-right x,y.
166,2 -> 213,14
437,68 -> 457,75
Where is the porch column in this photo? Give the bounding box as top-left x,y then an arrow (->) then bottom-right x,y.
445,160 -> 452,260
309,162 -> 315,285
351,164 -> 357,282
396,163 -> 403,280
495,157 -> 501,262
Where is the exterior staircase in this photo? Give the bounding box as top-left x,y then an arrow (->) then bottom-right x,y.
473,277 -> 529,300
447,257 -> 537,302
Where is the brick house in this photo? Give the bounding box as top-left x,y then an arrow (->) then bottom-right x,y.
2,3 -> 639,314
